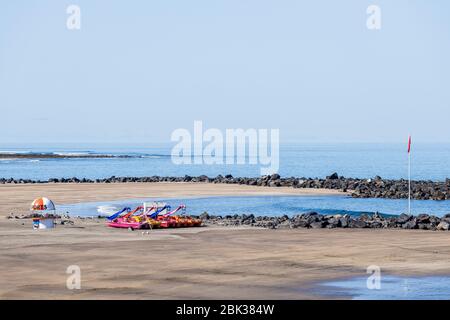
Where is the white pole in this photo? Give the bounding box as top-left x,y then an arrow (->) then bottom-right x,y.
408,142 -> 411,215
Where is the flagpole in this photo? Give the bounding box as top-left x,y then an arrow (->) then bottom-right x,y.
408,135 -> 411,215
408,148 -> 411,215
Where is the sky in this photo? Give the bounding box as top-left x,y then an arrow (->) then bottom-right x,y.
0,0 -> 449,144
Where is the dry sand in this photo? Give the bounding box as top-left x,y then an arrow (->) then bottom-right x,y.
1,183 -> 450,299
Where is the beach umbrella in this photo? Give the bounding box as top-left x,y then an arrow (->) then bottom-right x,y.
31,197 -> 56,211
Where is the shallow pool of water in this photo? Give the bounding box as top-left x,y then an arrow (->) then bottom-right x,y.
318,275 -> 450,300
58,195 -> 450,217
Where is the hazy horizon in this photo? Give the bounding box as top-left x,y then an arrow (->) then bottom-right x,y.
1,0 -> 449,144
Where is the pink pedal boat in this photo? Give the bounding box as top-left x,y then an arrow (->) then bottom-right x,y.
107,220 -> 146,230
107,206 -> 157,230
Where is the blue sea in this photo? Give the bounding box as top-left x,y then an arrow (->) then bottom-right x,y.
2,143 -> 450,217
1,142 -> 450,181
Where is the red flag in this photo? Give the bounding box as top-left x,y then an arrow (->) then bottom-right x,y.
407,136 -> 411,153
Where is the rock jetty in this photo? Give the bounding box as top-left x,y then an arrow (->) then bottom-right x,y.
198,212 -> 450,231
1,173 -> 449,201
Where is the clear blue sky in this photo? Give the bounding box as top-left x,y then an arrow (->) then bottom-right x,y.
1,0 -> 449,143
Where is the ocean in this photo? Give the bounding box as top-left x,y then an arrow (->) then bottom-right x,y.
1,142 -> 450,181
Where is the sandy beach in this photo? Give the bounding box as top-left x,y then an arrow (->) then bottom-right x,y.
1,183 -> 450,299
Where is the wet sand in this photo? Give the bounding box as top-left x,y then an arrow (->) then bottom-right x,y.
1,183 -> 450,299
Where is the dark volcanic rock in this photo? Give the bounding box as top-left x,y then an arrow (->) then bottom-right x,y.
339,215 -> 350,228
402,219 -> 417,229
397,213 -> 413,224
416,214 -> 430,224
2,173 -> 450,201
327,217 -> 341,228
437,221 -> 450,231
199,212 -> 210,220
199,209 -> 450,232
310,221 -> 326,229
348,219 -> 367,228
270,173 -> 281,180
327,172 -> 339,180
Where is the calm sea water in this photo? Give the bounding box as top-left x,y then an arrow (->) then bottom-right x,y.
58,195 -> 450,218
318,275 -> 450,300
1,143 -> 450,181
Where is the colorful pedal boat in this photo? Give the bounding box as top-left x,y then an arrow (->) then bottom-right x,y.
158,217 -> 178,228
107,219 -> 148,230
108,217 -> 161,230
107,204 -> 202,229
130,215 -> 161,228
157,215 -> 202,228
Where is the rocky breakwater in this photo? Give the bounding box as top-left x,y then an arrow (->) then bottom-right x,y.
6,213 -> 107,227
0,173 -> 449,201
198,212 -> 450,231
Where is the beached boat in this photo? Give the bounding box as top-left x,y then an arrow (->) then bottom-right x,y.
156,205 -> 201,228
184,216 -> 202,227
106,203 -> 202,229
130,207 -> 162,228
107,205 -> 160,230
107,219 -> 146,230
152,204 -> 178,228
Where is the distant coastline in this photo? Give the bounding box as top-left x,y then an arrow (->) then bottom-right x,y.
0,153 -> 134,159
